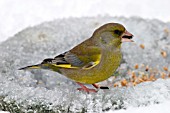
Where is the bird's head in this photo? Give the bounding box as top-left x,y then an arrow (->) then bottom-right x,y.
92,23 -> 133,48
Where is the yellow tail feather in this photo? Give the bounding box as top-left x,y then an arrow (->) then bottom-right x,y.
18,64 -> 41,70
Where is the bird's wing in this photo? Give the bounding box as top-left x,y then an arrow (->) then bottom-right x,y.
41,46 -> 101,69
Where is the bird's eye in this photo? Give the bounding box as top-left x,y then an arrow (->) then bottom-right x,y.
114,30 -> 122,35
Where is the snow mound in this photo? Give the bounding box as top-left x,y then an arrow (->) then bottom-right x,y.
0,16 -> 170,112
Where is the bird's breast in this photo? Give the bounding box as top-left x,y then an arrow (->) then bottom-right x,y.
95,49 -> 122,78
59,49 -> 122,84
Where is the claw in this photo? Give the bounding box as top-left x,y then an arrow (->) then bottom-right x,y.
77,82 -> 97,93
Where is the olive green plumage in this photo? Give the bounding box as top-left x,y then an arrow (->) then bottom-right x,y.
19,23 -> 133,84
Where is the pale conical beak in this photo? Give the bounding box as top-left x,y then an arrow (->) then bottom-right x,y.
121,30 -> 133,42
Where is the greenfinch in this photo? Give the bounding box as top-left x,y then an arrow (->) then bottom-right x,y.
19,23 -> 133,93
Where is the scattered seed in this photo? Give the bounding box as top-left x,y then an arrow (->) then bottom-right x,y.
168,73 -> 170,78
130,78 -> 135,83
164,28 -> 170,33
140,44 -> 145,49
134,64 -> 139,69
114,83 -> 118,87
121,79 -> 128,86
163,66 -> 168,71
132,71 -> 136,78
142,75 -> 148,81
161,50 -> 167,58
133,82 -> 137,86
145,65 -> 149,71
149,75 -> 156,81
138,78 -> 144,83
161,72 -> 166,79
136,80 -> 141,84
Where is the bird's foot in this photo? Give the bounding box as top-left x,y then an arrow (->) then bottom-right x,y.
76,82 -> 109,93
92,83 -> 100,89
92,83 -> 109,89
77,82 -> 97,93
77,88 -> 97,93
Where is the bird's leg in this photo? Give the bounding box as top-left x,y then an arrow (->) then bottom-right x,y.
92,83 -> 100,89
76,82 -> 97,93
92,84 -> 109,89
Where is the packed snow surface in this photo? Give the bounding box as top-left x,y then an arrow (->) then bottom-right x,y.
0,16 -> 170,112
107,101 -> 170,113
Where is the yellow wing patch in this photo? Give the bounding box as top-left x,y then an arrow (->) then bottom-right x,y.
52,64 -> 78,69
51,54 -> 101,69
82,55 -> 101,69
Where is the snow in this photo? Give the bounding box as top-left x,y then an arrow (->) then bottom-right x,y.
0,112 -> 9,113
107,101 -> 170,113
0,16 -> 170,112
0,0 -> 170,42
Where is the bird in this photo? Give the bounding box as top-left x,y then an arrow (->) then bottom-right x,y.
19,23 -> 133,93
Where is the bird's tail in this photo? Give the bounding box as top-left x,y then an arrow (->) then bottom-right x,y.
18,64 -> 42,70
